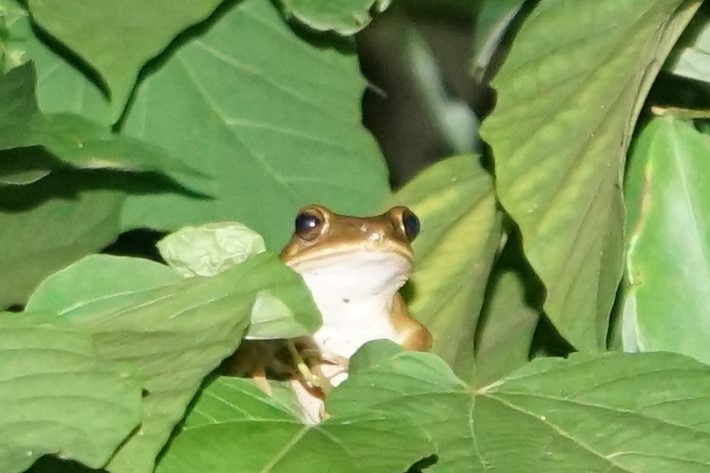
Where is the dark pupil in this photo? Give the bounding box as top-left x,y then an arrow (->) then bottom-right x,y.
295,212 -> 320,234
402,210 -> 420,241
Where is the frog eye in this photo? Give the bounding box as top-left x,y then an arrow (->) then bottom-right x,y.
402,209 -> 420,242
294,209 -> 324,241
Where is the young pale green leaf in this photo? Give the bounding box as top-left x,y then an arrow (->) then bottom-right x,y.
391,155 -> 502,381
0,63 -> 201,179
27,252 -> 319,473
120,0 -> 390,249
0,170 -> 123,307
26,0 -> 224,121
328,342 -> 710,472
157,222 -> 266,278
0,312 -> 141,473
155,376 -> 433,473
473,235 -> 540,387
623,117 -> 710,363
480,0 -> 700,351
279,0 -> 392,35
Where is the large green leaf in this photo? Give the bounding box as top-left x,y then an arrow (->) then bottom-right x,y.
120,0 -> 390,249
279,0 -> 392,35
329,342 -> 710,472
391,155 -> 501,380
156,376 -> 433,473
0,170 -> 123,307
623,117 -> 710,363
27,252 -> 319,473
26,0 -> 225,121
0,312 -> 141,473
480,0 -> 700,351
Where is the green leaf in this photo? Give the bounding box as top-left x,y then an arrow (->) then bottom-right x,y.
471,0 -> 525,81
666,10 -> 710,84
623,117 -> 710,363
157,222 -> 266,278
120,0 -> 390,249
280,0 -> 392,35
2,0 -> 111,125
156,376 -> 433,473
26,252 -> 319,473
0,62 -> 201,179
479,0 -> 700,351
0,62 -> 39,150
329,344 -> 710,472
26,255 -> 183,314
0,312 -> 141,473
26,0 -> 225,121
0,170 -> 123,307
473,235 -> 540,387
391,155 -> 501,380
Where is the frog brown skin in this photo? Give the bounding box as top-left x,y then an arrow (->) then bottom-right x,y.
281,205 -> 432,374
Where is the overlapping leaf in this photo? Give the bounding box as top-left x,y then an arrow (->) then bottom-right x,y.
119,0 -> 390,248
2,0 -> 111,124
480,0 -> 700,350
473,236 -> 541,387
328,342 -> 710,472
0,171 -> 123,307
666,10 -> 710,84
0,312 -> 141,473
0,62 -> 199,178
155,376 -> 433,473
27,0 -> 225,121
391,155 -> 501,380
279,0 -> 392,35
623,117 -> 710,363
27,252 -> 319,473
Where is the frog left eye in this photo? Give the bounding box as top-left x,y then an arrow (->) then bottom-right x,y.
294,208 -> 325,241
402,209 -> 420,242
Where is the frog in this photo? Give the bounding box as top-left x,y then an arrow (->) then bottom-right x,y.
228,204 -> 432,423
281,204 -> 432,365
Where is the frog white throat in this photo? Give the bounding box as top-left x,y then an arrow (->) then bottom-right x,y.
288,249 -> 412,360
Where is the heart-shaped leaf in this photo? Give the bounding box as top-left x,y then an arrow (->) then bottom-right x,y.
329,342 -> 710,472
119,0 -> 390,248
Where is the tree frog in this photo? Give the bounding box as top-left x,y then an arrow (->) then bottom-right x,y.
228,204 -> 432,423
280,204 -> 432,421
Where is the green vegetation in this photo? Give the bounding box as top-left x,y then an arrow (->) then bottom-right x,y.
1,0 -> 709,471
